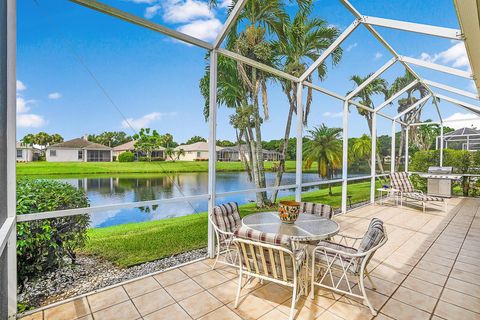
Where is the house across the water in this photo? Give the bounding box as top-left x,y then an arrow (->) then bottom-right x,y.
16,142 -> 39,162
46,137 -> 112,162
113,140 -> 165,161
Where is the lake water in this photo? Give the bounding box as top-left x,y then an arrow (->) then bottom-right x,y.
53,171 -> 357,228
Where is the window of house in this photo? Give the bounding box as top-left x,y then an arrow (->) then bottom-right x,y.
197,152 -> 201,158
78,150 -> 83,160
50,150 -> 56,157
16,149 -> 23,158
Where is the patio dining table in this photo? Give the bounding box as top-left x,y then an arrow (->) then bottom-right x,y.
242,211 -> 340,243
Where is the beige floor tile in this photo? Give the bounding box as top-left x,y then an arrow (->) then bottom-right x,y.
401,276 -> 443,298
328,297 -> 374,320
143,303 -> 192,320
450,267 -> 480,284
154,268 -> 189,287
20,311 -> 43,320
179,291 -> 223,319
227,294 -> 275,320
363,276 -> 398,297
392,286 -> 437,313
132,288 -> 176,316
409,267 -> 447,286
374,313 -> 394,320
180,261 -> 212,277
445,277 -> 480,297
370,265 -> 407,285
454,261 -> 480,276
308,287 -> 341,309
192,270 -> 229,289
199,306 -> 243,320
92,300 -> 140,320
208,279 -> 257,304
123,276 -> 161,298
165,278 -> 204,301
87,286 -> 130,312
257,308 -> 289,320
75,316 -> 93,320
276,297 -> 325,320
44,298 -> 90,320
416,260 -> 451,276
434,301 -> 479,320
381,299 -> 430,320
250,282 -> 293,307
440,288 -> 480,313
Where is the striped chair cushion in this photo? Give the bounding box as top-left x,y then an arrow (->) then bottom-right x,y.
358,218 -> 385,254
300,202 -> 333,219
389,172 -> 414,193
211,202 -> 241,234
234,226 -> 304,281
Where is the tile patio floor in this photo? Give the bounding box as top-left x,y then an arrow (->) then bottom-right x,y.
20,197 -> 480,320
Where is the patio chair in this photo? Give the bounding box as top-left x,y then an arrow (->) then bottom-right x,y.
310,218 -> 387,316
389,172 -> 447,213
300,202 -> 333,219
209,202 -> 241,269
232,226 -> 307,320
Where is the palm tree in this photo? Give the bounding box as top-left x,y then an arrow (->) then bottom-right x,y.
348,74 -> 388,173
389,70 -> 428,170
164,147 -> 175,161
303,124 -> 342,196
175,148 -> 186,161
269,9 -> 342,203
352,134 -> 372,166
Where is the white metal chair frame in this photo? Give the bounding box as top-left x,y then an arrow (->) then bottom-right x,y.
232,238 -> 307,320
208,213 -> 239,270
310,232 -> 388,316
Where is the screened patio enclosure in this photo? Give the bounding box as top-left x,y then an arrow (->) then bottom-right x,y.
1,0 -> 480,318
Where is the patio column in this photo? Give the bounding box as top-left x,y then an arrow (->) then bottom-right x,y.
391,121 -> 396,173
0,0 -> 17,317
405,125 -> 409,172
295,82 -> 303,202
467,135 -> 470,151
341,100 -> 349,213
440,124 -> 444,167
207,50 -> 218,258
370,111 -> 377,204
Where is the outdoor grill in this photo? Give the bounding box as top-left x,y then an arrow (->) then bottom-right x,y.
425,167 -> 454,198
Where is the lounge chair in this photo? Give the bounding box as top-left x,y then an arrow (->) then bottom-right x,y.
390,172 -> 447,212
232,226 -> 307,320
209,202 -> 241,269
310,218 -> 387,316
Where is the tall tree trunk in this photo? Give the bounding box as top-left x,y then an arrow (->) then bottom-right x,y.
365,114 -> 385,174
271,87 -> 296,203
236,129 -> 252,181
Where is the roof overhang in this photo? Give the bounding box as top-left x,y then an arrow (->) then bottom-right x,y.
454,0 -> 480,96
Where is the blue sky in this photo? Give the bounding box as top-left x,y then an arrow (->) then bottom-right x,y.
16,0 -> 479,143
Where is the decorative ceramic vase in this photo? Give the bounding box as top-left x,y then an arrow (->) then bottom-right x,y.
278,201 -> 300,224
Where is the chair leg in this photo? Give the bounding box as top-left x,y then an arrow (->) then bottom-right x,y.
365,270 -> 376,290
212,233 -> 221,270
310,254 -> 316,300
423,201 -> 426,213
289,281 -> 297,320
359,272 -> 377,316
234,269 -> 243,309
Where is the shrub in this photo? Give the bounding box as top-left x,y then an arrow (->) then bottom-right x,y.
16,179 -> 90,284
138,156 -> 149,162
151,157 -> 165,162
118,151 -> 135,162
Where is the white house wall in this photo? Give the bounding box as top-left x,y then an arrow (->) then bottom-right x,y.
15,148 -> 33,162
47,149 -> 83,162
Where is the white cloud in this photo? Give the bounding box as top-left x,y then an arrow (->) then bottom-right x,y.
144,4 -> 161,19
323,111 -> 343,118
443,112 -> 480,130
17,80 -> 26,91
162,0 -> 213,23
219,0 -> 232,8
374,52 -> 383,60
16,96 -> 36,113
177,18 -> 222,42
420,42 -> 471,70
17,114 -> 46,128
346,42 -> 358,52
48,92 -> 62,100
122,112 -> 163,130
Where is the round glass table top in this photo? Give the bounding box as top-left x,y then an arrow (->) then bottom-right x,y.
242,211 -> 340,241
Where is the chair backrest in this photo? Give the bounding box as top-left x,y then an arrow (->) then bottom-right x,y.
233,226 -> 299,283
210,202 -> 241,234
358,218 -> 386,254
300,202 -> 333,219
389,172 -> 414,193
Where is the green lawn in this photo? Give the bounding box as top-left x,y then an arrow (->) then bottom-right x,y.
82,180 -> 378,267
16,160 -> 307,176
